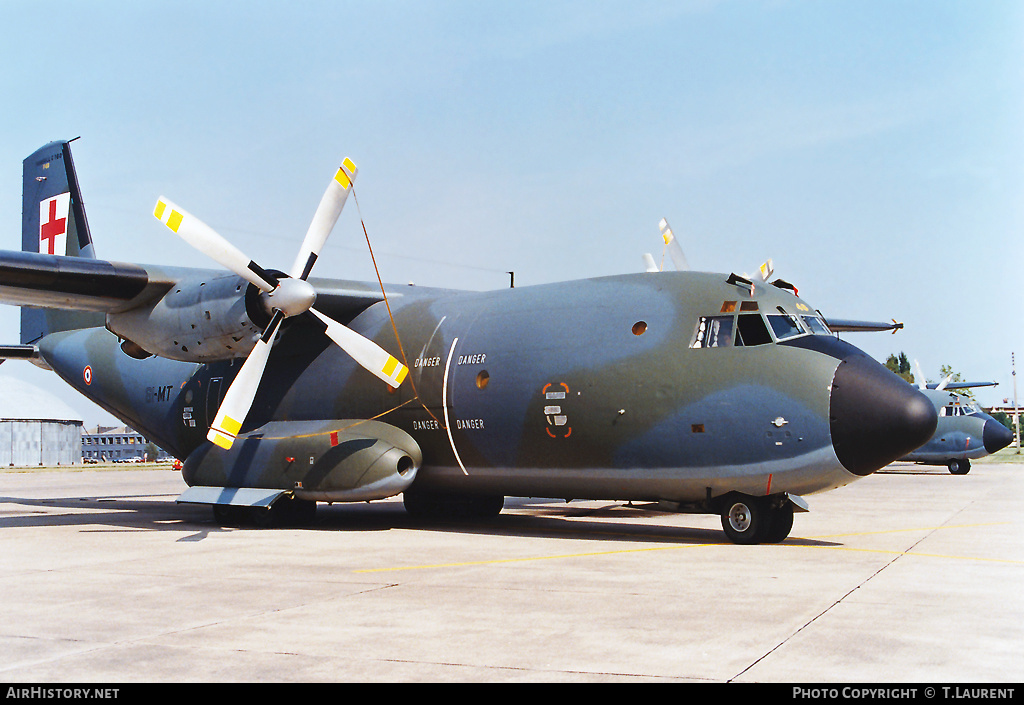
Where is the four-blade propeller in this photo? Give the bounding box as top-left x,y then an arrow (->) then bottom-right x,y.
154,158 -> 408,450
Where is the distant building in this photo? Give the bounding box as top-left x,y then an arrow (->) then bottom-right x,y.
0,418 -> 83,466
81,425 -> 172,463
0,376 -> 86,466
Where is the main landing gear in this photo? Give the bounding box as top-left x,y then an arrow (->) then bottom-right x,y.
719,493 -> 797,545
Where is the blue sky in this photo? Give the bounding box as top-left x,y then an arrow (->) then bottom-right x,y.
0,0 -> 1022,424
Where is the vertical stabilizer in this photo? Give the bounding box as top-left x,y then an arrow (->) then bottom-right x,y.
20,139 -> 102,343
23,139 -> 95,258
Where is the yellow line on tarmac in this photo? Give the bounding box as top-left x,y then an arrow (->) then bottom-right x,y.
352,521 -> 1019,573
802,521 -> 1021,564
353,542 -> 718,573
808,545 -> 1024,565
810,521 -> 1009,541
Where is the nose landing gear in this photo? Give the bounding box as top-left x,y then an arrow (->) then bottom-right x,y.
720,494 -> 798,544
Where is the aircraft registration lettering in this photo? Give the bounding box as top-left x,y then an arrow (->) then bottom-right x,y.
146,385 -> 175,403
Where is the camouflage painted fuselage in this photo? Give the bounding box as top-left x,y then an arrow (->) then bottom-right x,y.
35,269 -> 932,506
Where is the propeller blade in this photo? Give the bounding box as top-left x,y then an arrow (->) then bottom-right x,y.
758,258 -> 774,281
290,158 -> 358,280
309,308 -> 408,388
913,359 -> 927,390
207,311 -> 285,450
658,218 -> 689,271
154,197 -> 279,292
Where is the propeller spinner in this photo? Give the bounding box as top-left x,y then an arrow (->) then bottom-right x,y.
154,158 -> 408,450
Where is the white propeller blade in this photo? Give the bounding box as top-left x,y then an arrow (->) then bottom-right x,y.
155,155 -> 410,451
913,359 -> 927,390
658,218 -> 689,271
758,258 -> 774,281
310,308 -> 408,388
291,158 -> 358,280
207,312 -> 284,450
154,197 -> 278,292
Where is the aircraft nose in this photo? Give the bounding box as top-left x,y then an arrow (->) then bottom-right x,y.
829,355 -> 938,476
983,418 -> 1014,454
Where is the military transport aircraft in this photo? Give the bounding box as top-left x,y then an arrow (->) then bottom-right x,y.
0,139 -> 938,544
898,361 -> 1012,474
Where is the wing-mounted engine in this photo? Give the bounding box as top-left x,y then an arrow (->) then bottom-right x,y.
107,273 -> 266,362
179,419 -> 422,503
150,157 -> 410,450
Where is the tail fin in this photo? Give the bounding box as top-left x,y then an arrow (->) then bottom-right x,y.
23,139 -> 95,258
19,139 -> 103,343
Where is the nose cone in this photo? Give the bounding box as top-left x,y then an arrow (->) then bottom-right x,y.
983,418 -> 1014,454
829,355 -> 938,476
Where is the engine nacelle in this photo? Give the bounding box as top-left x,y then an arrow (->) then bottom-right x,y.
181,419 -> 422,503
107,274 -> 266,362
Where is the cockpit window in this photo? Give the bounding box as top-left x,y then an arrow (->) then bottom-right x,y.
766,313 -> 804,341
692,316 -> 734,348
692,307 -> 821,349
736,313 -> 773,346
941,403 -> 980,417
800,315 -> 831,335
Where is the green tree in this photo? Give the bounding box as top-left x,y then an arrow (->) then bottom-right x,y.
884,352 -> 915,384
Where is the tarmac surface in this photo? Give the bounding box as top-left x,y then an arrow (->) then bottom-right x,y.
0,458 -> 1021,683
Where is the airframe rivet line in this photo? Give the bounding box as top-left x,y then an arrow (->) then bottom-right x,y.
442,337 -> 468,476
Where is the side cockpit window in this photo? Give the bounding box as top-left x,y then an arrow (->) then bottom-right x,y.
692,316 -> 735,348
800,315 -> 831,335
766,311 -> 804,341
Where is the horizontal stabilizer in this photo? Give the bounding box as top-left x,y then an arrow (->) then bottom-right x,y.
0,344 -> 40,360
176,486 -> 287,508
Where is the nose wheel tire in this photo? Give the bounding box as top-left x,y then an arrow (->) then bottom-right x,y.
720,496 -> 794,544
948,459 -> 971,475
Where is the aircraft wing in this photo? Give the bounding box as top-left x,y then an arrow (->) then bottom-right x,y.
823,318 -> 903,333
0,249 -> 390,319
927,381 -> 998,390
0,249 -> 183,313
